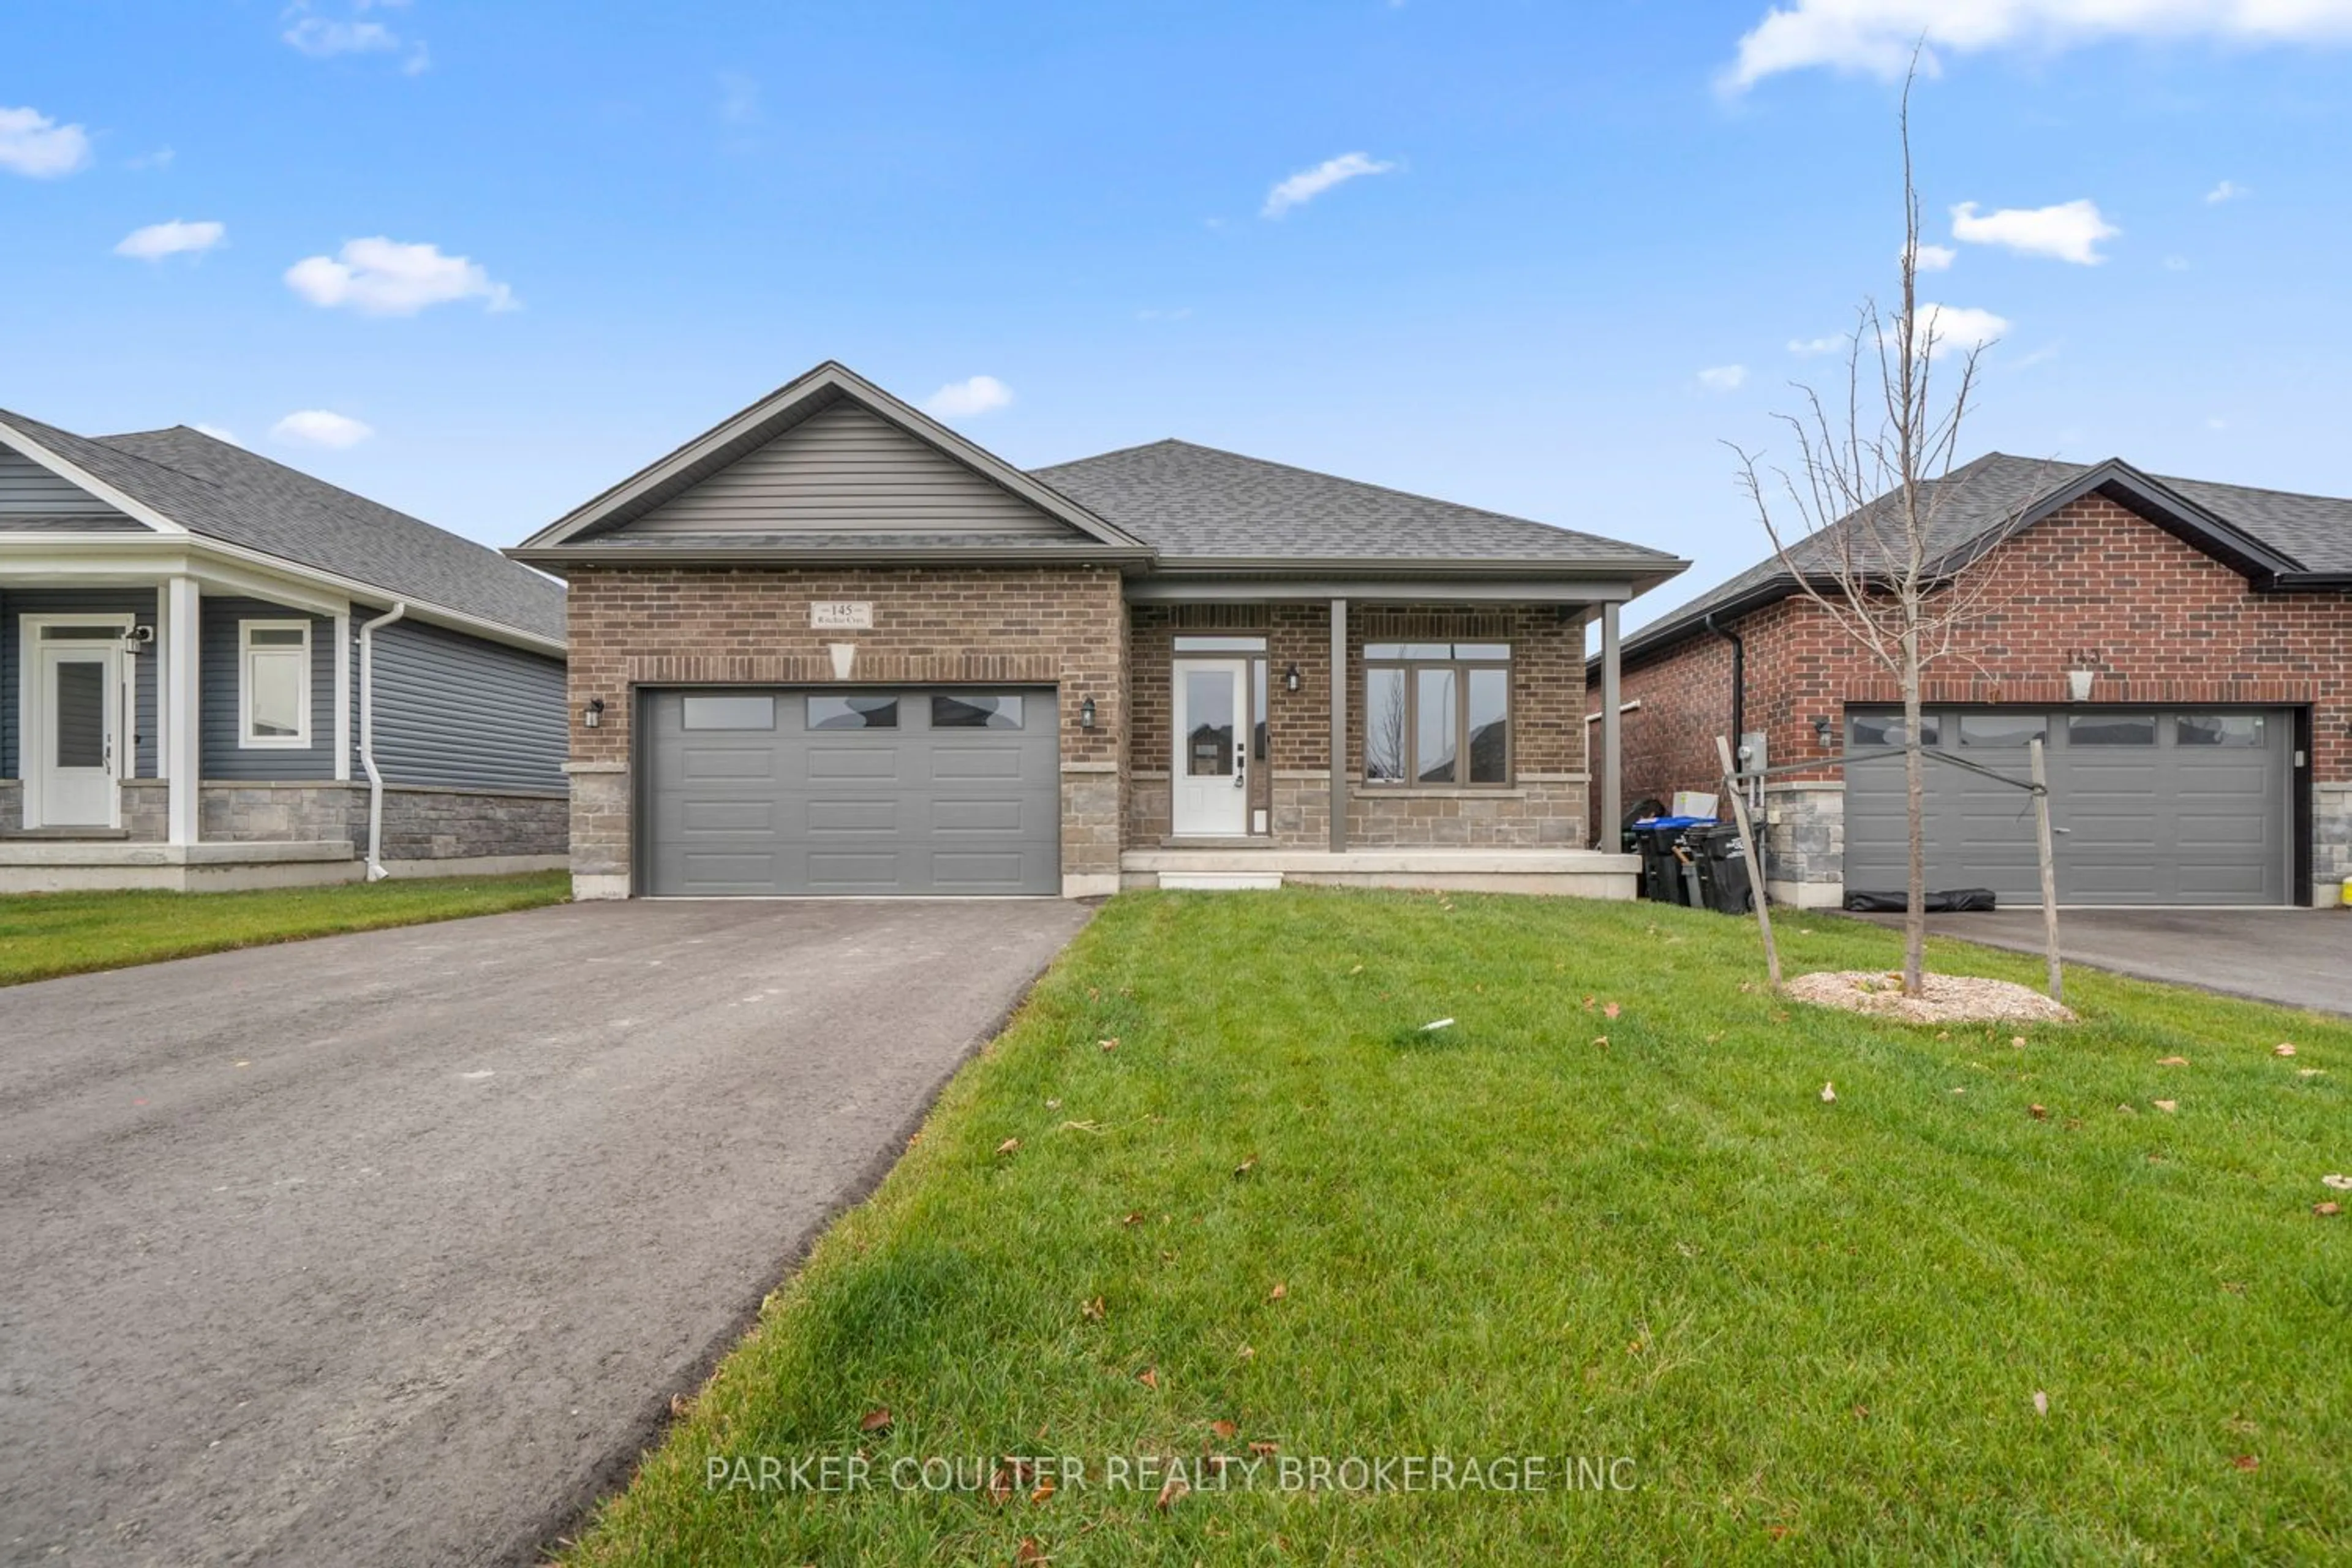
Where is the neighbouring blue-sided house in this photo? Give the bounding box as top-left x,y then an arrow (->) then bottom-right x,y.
0,409 -> 568,891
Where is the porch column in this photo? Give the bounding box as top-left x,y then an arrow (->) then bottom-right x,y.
165,575 -> 201,845
1329,596 -> 1348,851
1599,601 -> 1621,847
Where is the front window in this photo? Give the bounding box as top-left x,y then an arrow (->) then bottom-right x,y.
239,621 -> 311,747
1363,642 -> 1510,785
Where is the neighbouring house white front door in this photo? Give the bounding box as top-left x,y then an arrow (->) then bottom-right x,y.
26,622 -> 128,829
1172,658 -> 1248,837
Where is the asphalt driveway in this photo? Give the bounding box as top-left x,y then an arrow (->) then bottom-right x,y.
1879,907 -> 2352,1017
0,898 -> 1092,1567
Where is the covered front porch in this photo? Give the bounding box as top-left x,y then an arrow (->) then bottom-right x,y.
1118,578 -> 1638,896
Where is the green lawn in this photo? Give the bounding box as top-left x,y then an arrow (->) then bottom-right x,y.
0,870 -> 569,986
568,891 -> 2348,1566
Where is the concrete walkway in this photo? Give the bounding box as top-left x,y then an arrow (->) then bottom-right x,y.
0,899 -> 1091,1567
1874,907 -> 2352,1017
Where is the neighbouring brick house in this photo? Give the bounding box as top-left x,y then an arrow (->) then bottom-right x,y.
1,410 -> 568,892
1605,453 -> 2352,908
512,361 -> 1687,900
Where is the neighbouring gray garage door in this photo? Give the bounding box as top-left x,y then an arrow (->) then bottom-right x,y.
644,688 -> 1059,895
1845,706 -> 2291,907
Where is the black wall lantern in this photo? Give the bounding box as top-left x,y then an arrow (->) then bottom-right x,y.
1283,662 -> 1302,694
1079,696 -> 1097,731
584,696 -> 606,729
1812,714 -> 1834,749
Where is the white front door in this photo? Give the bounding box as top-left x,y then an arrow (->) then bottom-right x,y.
29,628 -> 126,829
1172,658 -> 1248,837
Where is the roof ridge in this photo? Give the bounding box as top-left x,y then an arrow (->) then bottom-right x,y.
2151,467 -> 2352,507
104,426 -> 459,534
1030,436 -> 1184,470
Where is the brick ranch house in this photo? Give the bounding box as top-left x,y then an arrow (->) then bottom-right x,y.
1604,453 -> 2352,909
510,362 -> 1687,900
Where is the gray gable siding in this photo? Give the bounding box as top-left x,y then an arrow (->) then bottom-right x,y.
368,618 -> 566,793
622,399 -> 1073,537
0,444 -> 135,524
1,587 -> 159,779
200,597 -> 338,780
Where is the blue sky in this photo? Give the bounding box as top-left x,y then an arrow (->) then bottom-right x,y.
8,0 -> 2351,627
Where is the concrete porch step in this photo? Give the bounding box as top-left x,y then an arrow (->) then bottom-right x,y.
1,827 -> 131,841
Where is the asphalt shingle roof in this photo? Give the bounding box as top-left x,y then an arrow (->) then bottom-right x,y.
1032,439 -> 1682,570
1621,452 -> 2352,662
1,412 -> 565,643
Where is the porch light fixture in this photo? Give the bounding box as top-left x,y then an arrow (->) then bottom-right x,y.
584,697 -> 605,729
1080,696 -> 1097,731
1283,662 -> 1302,694
1813,714 -> 1834,749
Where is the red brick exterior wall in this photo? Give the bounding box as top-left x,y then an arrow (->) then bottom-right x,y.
1617,493 -> 2352,831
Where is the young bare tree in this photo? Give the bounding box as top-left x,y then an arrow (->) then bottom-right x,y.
1730,70 -> 2018,997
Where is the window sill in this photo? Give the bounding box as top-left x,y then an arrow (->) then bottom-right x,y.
1359,785 -> 1526,799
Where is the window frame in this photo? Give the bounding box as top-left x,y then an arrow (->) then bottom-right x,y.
1362,643 -> 1513,788
238,619 -> 313,750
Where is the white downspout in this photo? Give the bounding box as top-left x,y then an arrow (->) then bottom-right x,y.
358,601 -> 407,881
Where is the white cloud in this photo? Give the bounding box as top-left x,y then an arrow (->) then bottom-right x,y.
285,237 -> 516,315
1722,0 -> 2352,90
1951,199 -> 2118,264
115,220 -> 226,261
1262,151 -> 1396,218
1910,302 -> 2010,356
2205,178 -> 2247,203
192,423 -> 242,446
271,410 -> 374,449
922,375 -> 1014,419
1787,334 -> 1845,355
283,16 -> 398,56
1915,243 -> 1956,271
0,105 -> 94,178
1697,364 -> 1749,391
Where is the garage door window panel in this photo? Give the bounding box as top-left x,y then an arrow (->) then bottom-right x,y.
1851,712 -> 1939,748
2068,714 -> 2156,745
682,695 -> 775,730
2177,714 -> 2263,747
810,695 -> 899,730
1960,714 -> 2045,747
933,693 -> 1024,729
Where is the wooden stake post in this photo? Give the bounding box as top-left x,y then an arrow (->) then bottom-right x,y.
1716,735 -> 1781,988
2029,736 -> 2064,1003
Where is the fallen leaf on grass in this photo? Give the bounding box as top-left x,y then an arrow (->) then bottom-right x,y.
2029,1104 -> 2048,1120
2032,1390 -> 2049,1417
1030,1477 -> 1055,1504
1137,1366 -> 1159,1390
2157,1056 -> 2189,1066
860,1408 -> 892,1433
1080,1296 -> 1106,1322
1765,1525 -> 1792,1539
1348,964 -> 1364,976
2221,1281 -> 2247,1294
1591,1036 -> 1610,1049
1603,1001 -> 1622,1020
997,1138 -> 1022,1155
1155,1474 -> 1189,1511
1582,994 -> 1597,1011
1121,1210 -> 1145,1226
1098,1038 -> 1119,1052
2274,1043 -> 2297,1058
1249,1441 -> 1278,1457
670,1392 -> 693,1419
2011,1036 -> 2027,1048
2299,1068 -> 2325,1077
2323,1175 -> 2352,1191
1234,1156 -> 1257,1178
1820,1082 -> 1836,1103
2153,1100 -> 2178,1114
2232,1454 -> 2260,1471
2317,1202 -> 2344,1218
989,1465 -> 1016,1506
1209,1419 -> 1239,1440
1269,1282 -> 1287,1300
1016,1538 -> 1047,1564
1237,1344 -> 1255,1360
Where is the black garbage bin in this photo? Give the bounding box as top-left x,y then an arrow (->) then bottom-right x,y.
1633,816 -> 1713,905
1689,824 -> 1755,915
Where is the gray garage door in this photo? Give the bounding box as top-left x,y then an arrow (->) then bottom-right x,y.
1845,706 -> 2291,907
644,688 -> 1059,895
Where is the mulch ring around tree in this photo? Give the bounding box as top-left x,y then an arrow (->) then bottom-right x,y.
1785,970 -> 2078,1025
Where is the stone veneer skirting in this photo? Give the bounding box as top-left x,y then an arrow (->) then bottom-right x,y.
3,778 -> 567,863
1127,771 -> 1588,850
